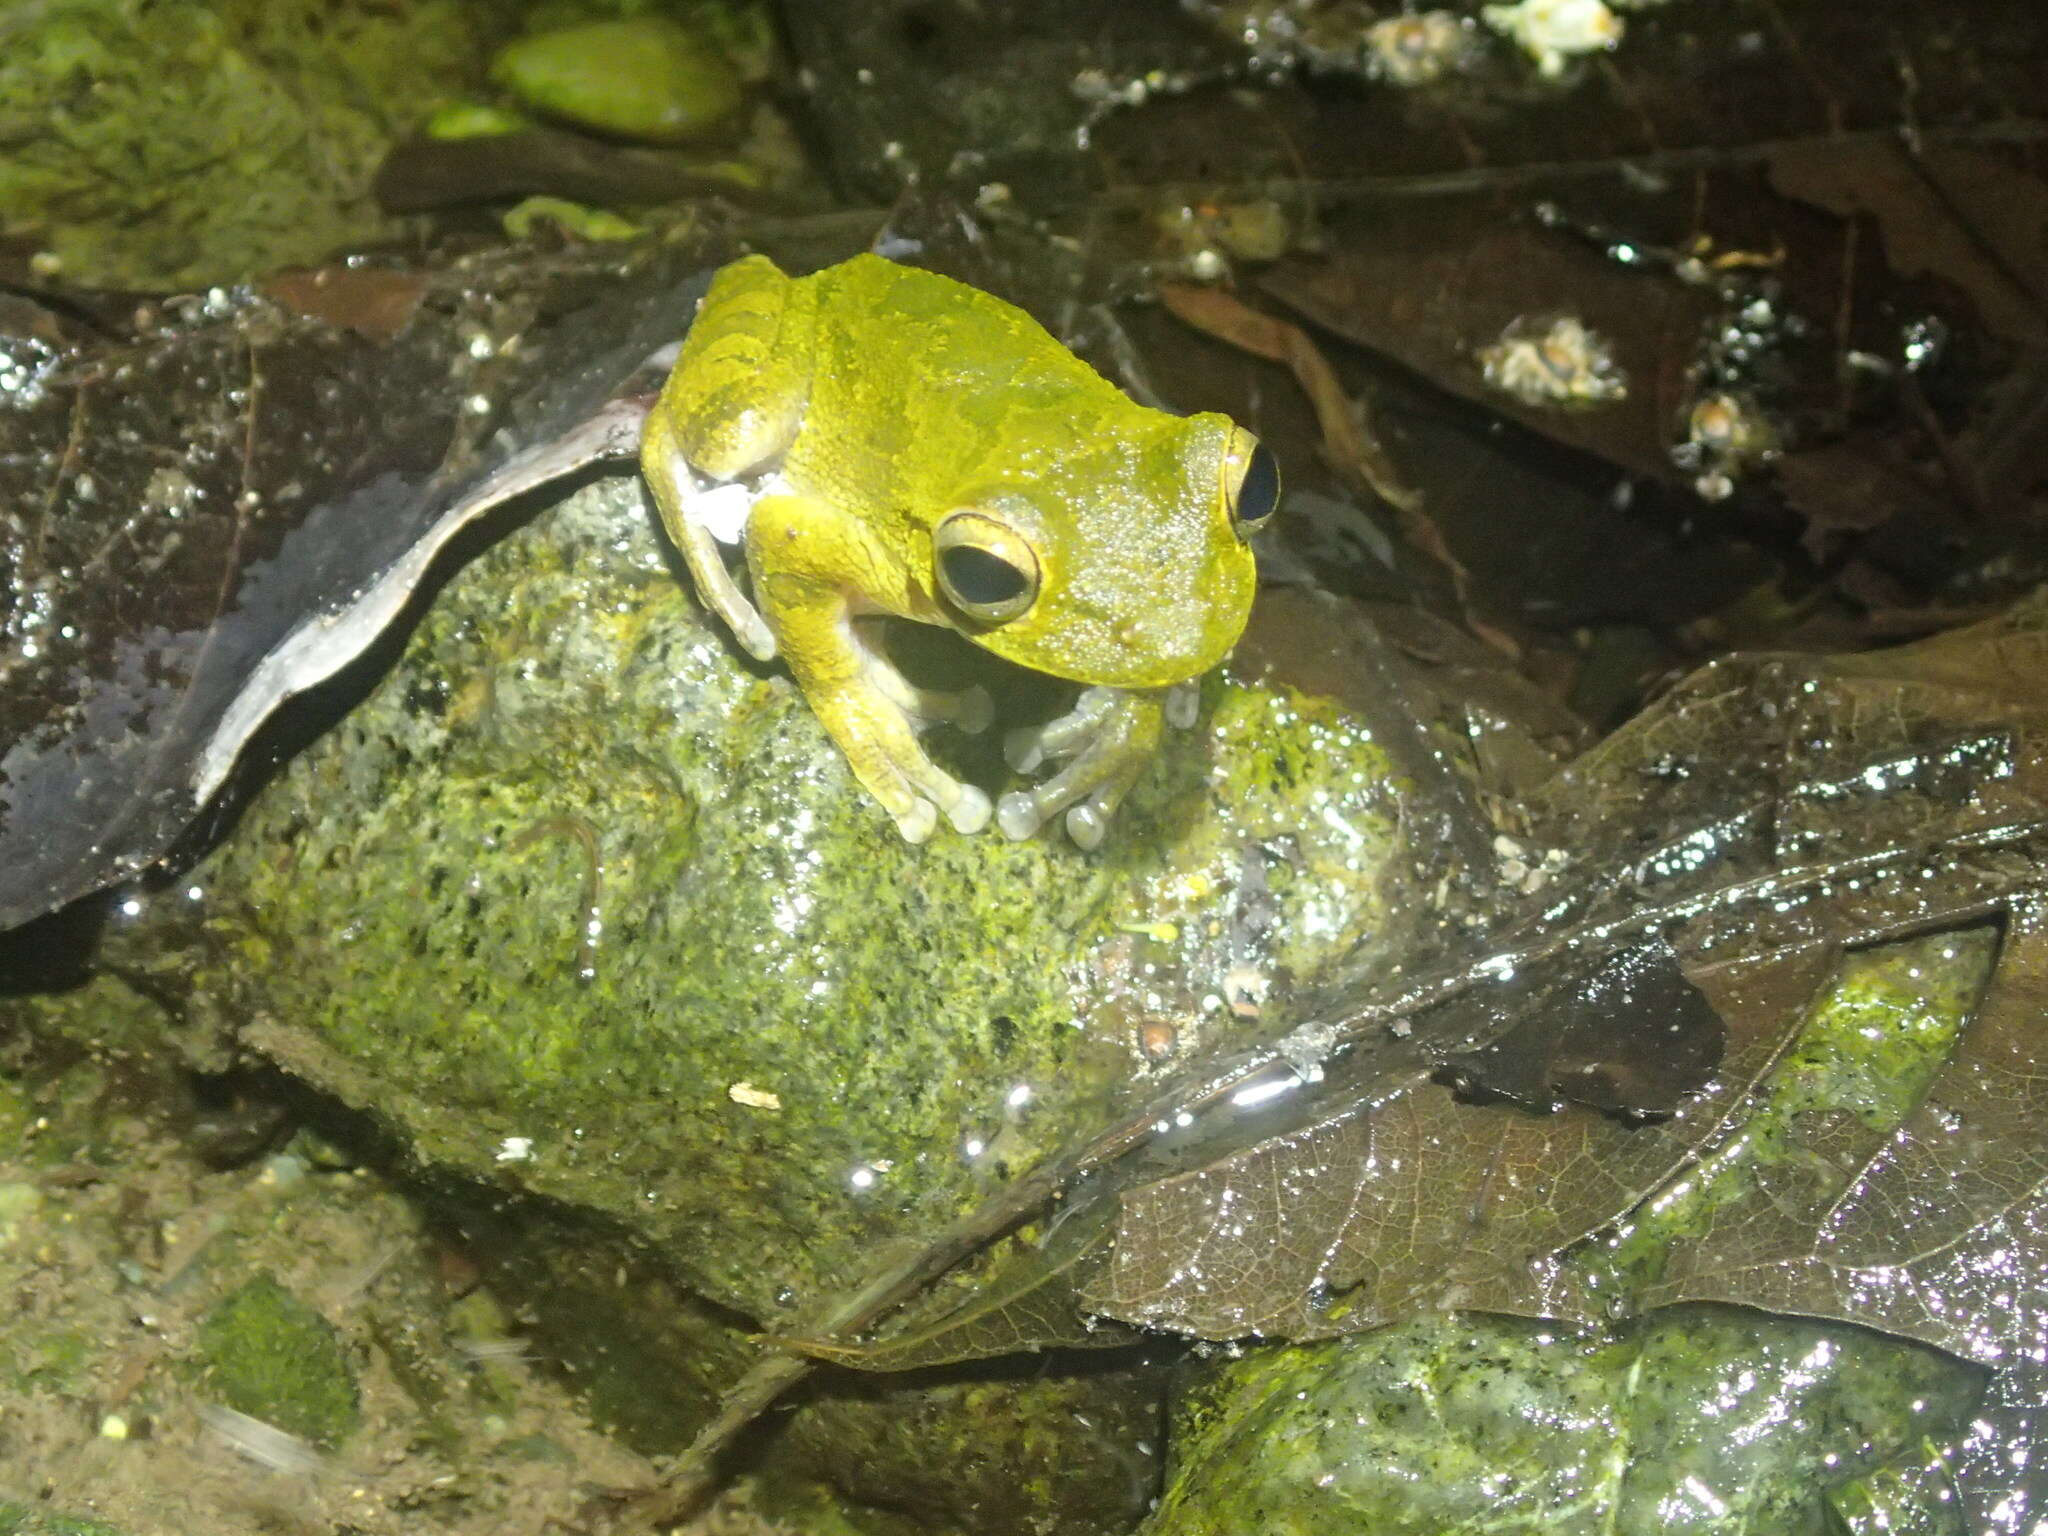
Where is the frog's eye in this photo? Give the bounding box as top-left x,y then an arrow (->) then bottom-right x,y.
934,511 -> 1041,626
1224,431 -> 1280,540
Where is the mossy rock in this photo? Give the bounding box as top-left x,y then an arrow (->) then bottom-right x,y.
153,473 -> 1407,1329
73,463 -> 1419,1529
195,1275 -> 360,1449
490,17 -> 742,143
0,1183 -> 42,1250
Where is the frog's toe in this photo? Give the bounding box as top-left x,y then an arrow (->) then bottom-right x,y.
732,611 -> 779,662
999,777 -> 1123,848
894,798 -> 940,844
946,784 -> 993,834
995,789 -> 1043,841
952,685 -> 994,737
1004,688 -> 1125,772
888,730 -> 990,835
1165,682 -> 1201,731
1064,799 -> 1109,852
1003,726 -> 1046,775
997,686 -> 1164,847
1000,778 -> 1119,848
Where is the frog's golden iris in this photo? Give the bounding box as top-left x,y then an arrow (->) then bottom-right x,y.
640,253 -> 1272,847
932,511 -> 1041,626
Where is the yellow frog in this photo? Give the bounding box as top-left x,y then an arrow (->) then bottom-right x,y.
639,253 -> 1276,847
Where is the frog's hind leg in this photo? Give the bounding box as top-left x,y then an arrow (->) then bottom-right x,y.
642,410 -> 777,659
640,255 -> 813,662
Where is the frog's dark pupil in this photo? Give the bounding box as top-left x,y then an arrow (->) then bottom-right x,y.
1235,445 -> 1280,528
942,545 -> 1029,608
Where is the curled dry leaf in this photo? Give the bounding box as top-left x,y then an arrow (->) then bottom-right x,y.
1156,280 -> 1520,652
1157,281 -> 1420,514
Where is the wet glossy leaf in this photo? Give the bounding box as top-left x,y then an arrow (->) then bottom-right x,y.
1087,940 -> 1766,1341
1260,211 -> 1716,486
1093,600 -> 2048,1340
800,598 -> 2048,1509
0,239 -> 719,933
1432,936 -> 1723,1119
1767,142 -> 2048,349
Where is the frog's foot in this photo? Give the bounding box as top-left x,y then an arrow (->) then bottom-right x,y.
996,685 -> 1169,851
832,622 -> 991,840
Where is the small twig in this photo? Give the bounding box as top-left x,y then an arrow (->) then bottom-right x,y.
1080,121 -> 2047,213
1895,365 -> 1993,522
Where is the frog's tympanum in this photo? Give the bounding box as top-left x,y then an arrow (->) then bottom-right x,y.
640,253 -> 1277,847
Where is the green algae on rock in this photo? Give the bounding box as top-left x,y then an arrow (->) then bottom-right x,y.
1148,1304 -> 1979,1536
501,194 -> 643,242
167,473 -> 1404,1328
0,1183 -> 41,1250
0,1508 -> 128,1536
81,460 -> 1408,1526
425,100 -> 532,140
1830,1443 -> 1975,1536
196,1274 -> 361,1449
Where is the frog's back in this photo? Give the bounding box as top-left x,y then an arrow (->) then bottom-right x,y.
809,255 -> 1100,390
798,256 -> 1136,493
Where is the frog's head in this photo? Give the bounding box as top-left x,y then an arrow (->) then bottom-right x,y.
927,413 -> 1276,688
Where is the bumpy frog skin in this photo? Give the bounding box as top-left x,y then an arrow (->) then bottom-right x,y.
640,253 -> 1276,847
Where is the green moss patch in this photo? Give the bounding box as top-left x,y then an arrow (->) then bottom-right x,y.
195,1274 -> 360,1449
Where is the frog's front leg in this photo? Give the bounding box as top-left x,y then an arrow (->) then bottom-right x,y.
997,684 -> 1192,850
746,493 -> 993,843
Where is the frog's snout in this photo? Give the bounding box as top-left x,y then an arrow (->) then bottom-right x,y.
1110,601 -> 1236,684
